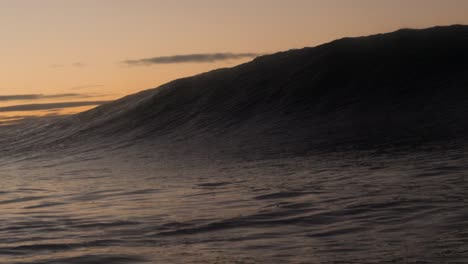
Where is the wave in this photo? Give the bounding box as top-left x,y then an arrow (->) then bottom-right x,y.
3,25 -> 468,157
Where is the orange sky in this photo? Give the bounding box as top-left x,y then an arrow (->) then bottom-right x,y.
1,0 -> 468,122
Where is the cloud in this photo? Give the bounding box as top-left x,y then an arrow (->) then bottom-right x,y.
0,93 -> 102,102
50,62 -> 87,68
71,84 -> 104,90
72,62 -> 86,67
50,64 -> 65,68
0,101 -> 110,113
123,52 -> 261,66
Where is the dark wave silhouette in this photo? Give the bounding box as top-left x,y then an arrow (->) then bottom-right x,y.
5,25 -> 468,156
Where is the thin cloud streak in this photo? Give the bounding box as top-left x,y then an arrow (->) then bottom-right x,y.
49,62 -> 87,68
0,93 -> 100,102
72,62 -> 86,67
123,52 -> 261,66
0,101 -> 110,113
71,84 -> 104,90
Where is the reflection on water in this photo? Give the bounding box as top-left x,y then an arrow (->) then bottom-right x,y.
0,149 -> 467,263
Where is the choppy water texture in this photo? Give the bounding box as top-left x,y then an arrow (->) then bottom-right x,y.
0,146 -> 467,264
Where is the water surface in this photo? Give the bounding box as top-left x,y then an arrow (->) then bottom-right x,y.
0,148 -> 467,263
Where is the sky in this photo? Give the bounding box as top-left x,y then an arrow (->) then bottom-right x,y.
1,0 -> 467,123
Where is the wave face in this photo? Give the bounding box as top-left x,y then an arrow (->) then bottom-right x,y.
4,25 -> 468,157
0,26 -> 468,263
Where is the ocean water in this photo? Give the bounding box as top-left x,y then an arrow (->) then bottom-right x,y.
2,25 -> 468,263
0,146 -> 467,264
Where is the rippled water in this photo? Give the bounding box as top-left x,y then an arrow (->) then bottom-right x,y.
0,147 -> 467,263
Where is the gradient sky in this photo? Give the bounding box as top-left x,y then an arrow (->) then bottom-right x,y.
1,0 -> 468,123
